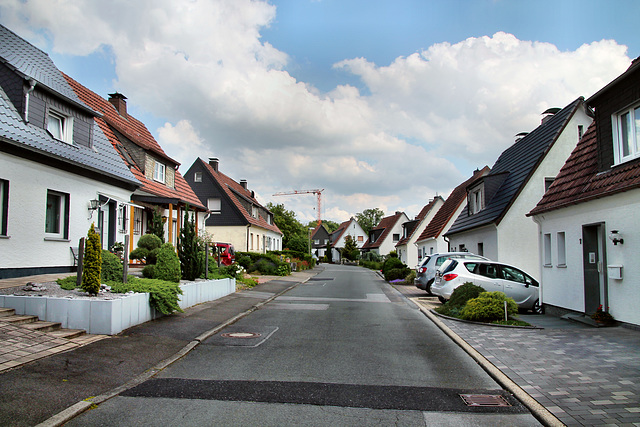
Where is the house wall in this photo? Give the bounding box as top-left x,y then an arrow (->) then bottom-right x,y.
0,152 -> 132,276
533,189 -> 640,326
448,224 -> 498,260
399,199 -> 444,266
498,111 -> 593,276
205,225 -> 249,252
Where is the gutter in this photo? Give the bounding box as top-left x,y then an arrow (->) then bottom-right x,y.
23,79 -> 36,123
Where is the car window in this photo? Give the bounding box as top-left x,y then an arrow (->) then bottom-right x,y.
464,262 -> 479,273
439,259 -> 457,274
500,266 -> 526,284
435,256 -> 450,267
475,263 -> 499,279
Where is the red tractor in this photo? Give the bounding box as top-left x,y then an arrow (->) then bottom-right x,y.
211,242 -> 235,266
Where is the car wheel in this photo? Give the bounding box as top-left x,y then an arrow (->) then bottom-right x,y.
532,299 -> 543,314
425,278 -> 434,295
437,296 -> 447,304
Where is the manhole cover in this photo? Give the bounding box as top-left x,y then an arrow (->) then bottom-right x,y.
460,394 -> 511,407
221,332 -> 261,339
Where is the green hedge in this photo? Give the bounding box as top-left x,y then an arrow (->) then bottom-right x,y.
110,277 -> 183,314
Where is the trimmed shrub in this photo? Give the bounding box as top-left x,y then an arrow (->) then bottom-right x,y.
385,267 -> 411,281
460,291 -> 518,322
251,259 -> 277,275
237,255 -> 252,270
110,277 -> 182,314
129,247 -> 149,262
435,282 -> 485,317
101,250 -> 123,283
154,243 -> 181,283
82,223 -> 102,295
402,271 -> 416,284
138,233 -> 163,251
142,264 -> 156,279
360,260 -> 383,271
382,257 -> 404,276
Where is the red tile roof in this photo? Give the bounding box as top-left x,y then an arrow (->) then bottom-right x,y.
64,73 -> 205,210
417,167 -> 490,242
395,197 -> 441,246
528,122 -> 640,216
199,158 -> 282,234
361,212 -> 404,250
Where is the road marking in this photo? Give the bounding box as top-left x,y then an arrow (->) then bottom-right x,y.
265,303 -> 330,311
276,294 -> 391,303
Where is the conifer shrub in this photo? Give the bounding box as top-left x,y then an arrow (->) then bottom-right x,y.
435,282 -> 485,317
81,223 -> 102,295
101,250 -> 123,283
142,264 -> 156,279
154,243 -> 181,283
179,209 -> 205,281
110,277 -> 182,314
385,267 -> 411,281
382,257 -> 408,280
460,291 -> 518,322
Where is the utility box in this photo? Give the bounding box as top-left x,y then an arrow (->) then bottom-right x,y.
607,265 -> 623,280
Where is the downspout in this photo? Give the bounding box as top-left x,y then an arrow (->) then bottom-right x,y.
23,79 -> 36,123
246,224 -> 251,252
531,214 -> 544,309
443,234 -> 450,252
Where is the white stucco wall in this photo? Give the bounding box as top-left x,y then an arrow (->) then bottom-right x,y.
204,224 -> 282,253
533,189 -> 640,326
398,199 -> 444,267
0,153 -> 133,271
448,224 -> 498,260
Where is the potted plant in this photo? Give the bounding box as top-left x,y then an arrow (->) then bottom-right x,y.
591,305 -> 615,325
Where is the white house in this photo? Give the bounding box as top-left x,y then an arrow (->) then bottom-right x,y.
0,25 -> 139,278
415,167 -> 490,260
445,98 -> 593,277
329,217 -> 367,262
361,212 -> 410,257
395,197 -> 444,266
528,58 -> 640,327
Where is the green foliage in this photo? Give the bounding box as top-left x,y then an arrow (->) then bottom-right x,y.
179,208 -> 205,281
385,267 -> 411,281
237,255 -> 252,270
342,234 -> 359,261
109,242 -> 124,259
360,260 -> 383,271
356,208 -> 384,236
138,234 -> 163,251
435,282 -> 486,317
129,247 -> 149,262
266,202 -> 307,250
235,251 -> 292,276
326,241 -> 333,263
154,243 -> 181,283
101,250 -> 123,283
130,234 -> 162,263
81,223 -> 102,295
381,257 -> 404,277
148,207 -> 165,243
110,277 -> 182,314
361,252 -> 383,262
277,264 -> 290,276
460,291 -> 518,322
286,234 -> 310,253
142,264 -> 156,279
57,276 -> 77,290
402,271 -> 416,285
387,250 -> 398,258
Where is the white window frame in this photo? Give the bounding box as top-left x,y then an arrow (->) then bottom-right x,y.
45,189 -> 69,239
557,232 -> 566,267
543,233 -> 552,267
0,179 -> 8,236
194,172 -> 202,182
207,198 -> 221,214
468,184 -> 484,214
612,102 -> 640,165
47,109 -> 73,144
154,162 -> 166,183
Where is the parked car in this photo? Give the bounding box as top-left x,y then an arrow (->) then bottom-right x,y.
415,252 -> 488,294
432,259 -> 542,313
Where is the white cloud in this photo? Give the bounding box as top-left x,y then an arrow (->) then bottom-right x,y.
0,3 -> 631,223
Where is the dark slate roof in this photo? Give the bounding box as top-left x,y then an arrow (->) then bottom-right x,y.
330,219 -> 352,247
361,212 -> 404,250
0,25 -> 94,115
417,167 -> 490,242
528,122 -> 640,215
446,97 -> 585,236
0,83 -> 138,186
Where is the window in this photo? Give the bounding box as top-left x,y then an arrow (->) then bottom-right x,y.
477,242 -> 483,256
0,179 -> 8,236
45,190 -> 69,239
47,110 -> 73,144
458,243 -> 466,252
207,198 -> 221,214
557,232 -> 566,267
194,172 -> 202,182
469,186 -> 484,214
357,236 -> 363,242
393,233 -> 400,242
614,103 -> 640,164
543,233 -> 552,266
544,177 -> 555,193
118,204 -> 128,234
578,125 -> 584,139
154,162 -> 166,183
133,207 -> 143,235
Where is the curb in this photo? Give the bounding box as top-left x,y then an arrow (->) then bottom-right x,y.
418,305 -> 565,427
35,277 -> 310,427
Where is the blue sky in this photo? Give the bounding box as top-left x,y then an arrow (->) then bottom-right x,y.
1,0 -> 638,223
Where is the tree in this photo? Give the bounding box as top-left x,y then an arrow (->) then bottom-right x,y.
342,234 -> 359,261
148,207 -> 165,243
179,207 -> 205,281
266,202 -> 307,250
356,208 -> 384,236
307,219 -> 340,233
326,240 -> 333,263
82,223 -> 102,295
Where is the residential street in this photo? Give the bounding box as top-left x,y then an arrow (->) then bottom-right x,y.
66,264 -> 538,426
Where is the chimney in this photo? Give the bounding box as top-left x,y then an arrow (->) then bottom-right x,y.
208,157 -> 219,172
541,107 -> 560,125
240,179 -> 248,190
515,132 -> 528,142
108,93 -> 127,117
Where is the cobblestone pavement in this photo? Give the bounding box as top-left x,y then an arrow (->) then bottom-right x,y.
394,284 -> 640,427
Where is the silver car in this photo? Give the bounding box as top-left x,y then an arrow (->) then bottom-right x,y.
432,259 -> 541,313
414,252 -> 488,294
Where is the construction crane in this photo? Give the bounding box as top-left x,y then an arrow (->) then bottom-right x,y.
273,189 -> 324,225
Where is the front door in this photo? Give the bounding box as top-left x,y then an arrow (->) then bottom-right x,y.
582,224 -> 606,314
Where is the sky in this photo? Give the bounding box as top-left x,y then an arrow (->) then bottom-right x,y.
0,0 -> 638,224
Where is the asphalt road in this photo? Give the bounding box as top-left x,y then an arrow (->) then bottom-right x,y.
67,264 -> 540,426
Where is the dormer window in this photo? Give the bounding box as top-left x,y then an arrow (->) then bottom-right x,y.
154,161 -> 166,183
468,184 -> 484,215
47,110 -> 73,144
613,103 -> 640,165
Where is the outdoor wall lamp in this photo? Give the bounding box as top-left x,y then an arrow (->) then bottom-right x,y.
89,199 -> 100,210
608,230 -> 624,245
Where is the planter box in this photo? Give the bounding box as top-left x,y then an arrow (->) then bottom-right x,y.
0,278 -> 235,335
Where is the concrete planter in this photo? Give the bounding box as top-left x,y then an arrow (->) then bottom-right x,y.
0,278 -> 235,335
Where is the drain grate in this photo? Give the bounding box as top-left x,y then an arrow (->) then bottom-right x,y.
460,394 -> 511,407
220,332 -> 261,339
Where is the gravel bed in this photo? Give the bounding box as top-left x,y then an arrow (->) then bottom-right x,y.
0,281 -> 130,300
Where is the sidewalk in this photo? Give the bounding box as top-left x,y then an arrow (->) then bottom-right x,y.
400,288 -> 640,427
